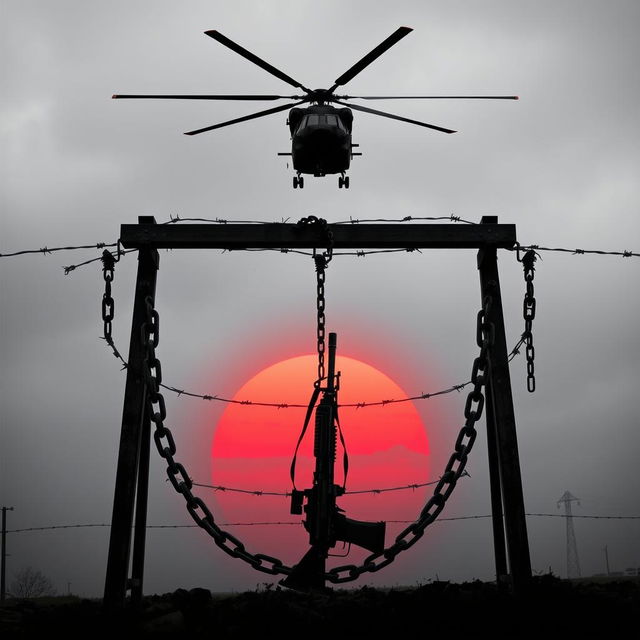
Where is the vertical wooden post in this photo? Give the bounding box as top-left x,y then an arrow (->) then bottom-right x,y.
104,217 -> 158,609
477,216 -> 531,594
130,407 -> 151,607
484,391 -> 508,586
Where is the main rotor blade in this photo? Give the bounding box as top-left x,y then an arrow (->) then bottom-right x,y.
333,99 -> 456,134
341,95 -> 519,100
331,26 -> 413,90
184,100 -> 308,136
113,94 -> 301,101
205,30 -> 310,93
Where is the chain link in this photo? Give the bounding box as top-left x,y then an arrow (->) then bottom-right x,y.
139,294 -> 294,578
297,216 -> 334,384
138,285 -> 493,585
101,250 -> 115,339
315,257 -> 327,383
326,295 -> 494,583
99,248 -> 129,368
518,248 -> 537,392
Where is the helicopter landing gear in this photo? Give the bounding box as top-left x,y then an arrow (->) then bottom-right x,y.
293,175 -> 304,189
338,174 -> 350,189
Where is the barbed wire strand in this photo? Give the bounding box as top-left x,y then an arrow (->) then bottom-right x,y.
102,331 -> 522,411
7,512 -> 640,534
510,245 -> 638,258
223,247 -> 423,258
62,243 -> 640,273
0,242 -> 118,259
333,215 -> 477,225
164,216 -> 278,226
63,248 -> 137,275
162,214 -> 476,226
3,213 -> 637,268
190,472 -> 470,497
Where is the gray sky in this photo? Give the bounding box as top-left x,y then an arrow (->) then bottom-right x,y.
1,0 -> 639,597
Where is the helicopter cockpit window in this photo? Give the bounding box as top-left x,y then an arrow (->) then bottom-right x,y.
307,115 -> 320,126
325,115 -> 338,126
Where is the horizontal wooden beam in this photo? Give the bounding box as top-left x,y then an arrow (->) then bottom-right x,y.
120,222 -> 516,250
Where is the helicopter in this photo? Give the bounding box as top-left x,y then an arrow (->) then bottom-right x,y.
113,27 -> 517,188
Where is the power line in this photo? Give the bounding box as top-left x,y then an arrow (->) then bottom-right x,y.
7,512 -> 639,534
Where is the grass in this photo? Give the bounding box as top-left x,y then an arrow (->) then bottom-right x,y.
1,575 -> 638,638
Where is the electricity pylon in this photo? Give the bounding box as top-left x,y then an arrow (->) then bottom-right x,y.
557,491 -> 581,579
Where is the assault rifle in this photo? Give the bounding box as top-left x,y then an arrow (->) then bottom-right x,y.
282,333 -> 386,590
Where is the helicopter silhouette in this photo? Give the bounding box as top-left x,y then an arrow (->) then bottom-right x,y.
113,27 -> 517,189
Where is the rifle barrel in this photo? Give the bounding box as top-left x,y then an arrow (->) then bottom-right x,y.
327,332 -> 337,391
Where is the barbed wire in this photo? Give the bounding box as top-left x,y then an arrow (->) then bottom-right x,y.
63,248 -> 137,275
47,241 -> 640,275
332,215 -> 477,225
222,247 -> 423,258
164,215 -> 279,225
190,472 -> 470,497
0,241 -> 118,258
102,330 -> 530,411
8,511 -> 639,534
510,244 -> 638,258
6,522 -> 302,533
161,216 -> 639,257
162,214 -> 477,226
158,378 -> 473,410
3,213 -> 637,266
152,329 -> 524,408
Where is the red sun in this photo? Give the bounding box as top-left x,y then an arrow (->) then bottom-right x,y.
208,354 -> 434,568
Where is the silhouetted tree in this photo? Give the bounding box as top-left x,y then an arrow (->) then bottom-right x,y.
9,566 -> 56,598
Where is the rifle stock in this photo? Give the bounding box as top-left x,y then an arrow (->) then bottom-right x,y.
334,512 -> 386,555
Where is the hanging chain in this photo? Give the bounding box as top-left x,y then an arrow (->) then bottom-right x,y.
100,248 -> 126,367
315,256 -> 328,383
137,285 -> 493,585
297,216 -> 334,384
325,295 -> 494,583
101,250 -> 115,344
140,295 -> 292,578
519,248 -> 538,393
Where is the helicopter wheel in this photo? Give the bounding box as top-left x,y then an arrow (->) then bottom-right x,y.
299,176 -> 304,189
338,176 -> 344,189
344,176 -> 350,189
293,176 -> 298,189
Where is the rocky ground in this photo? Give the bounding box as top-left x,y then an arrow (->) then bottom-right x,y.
1,575 -> 638,638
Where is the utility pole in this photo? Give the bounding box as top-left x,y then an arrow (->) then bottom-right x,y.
603,545 -> 611,576
1,506 -> 14,602
557,491 -> 581,579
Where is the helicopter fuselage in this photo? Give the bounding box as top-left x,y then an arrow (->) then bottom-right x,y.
287,104 -> 354,177
113,27 -> 517,189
